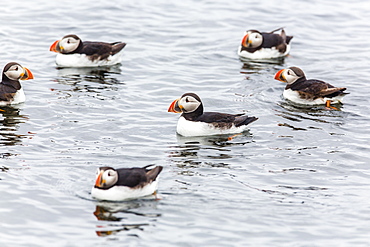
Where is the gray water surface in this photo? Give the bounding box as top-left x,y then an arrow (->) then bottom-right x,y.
1,0 -> 370,246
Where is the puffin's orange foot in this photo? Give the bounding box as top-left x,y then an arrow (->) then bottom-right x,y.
153,191 -> 161,201
325,100 -> 339,110
228,133 -> 242,141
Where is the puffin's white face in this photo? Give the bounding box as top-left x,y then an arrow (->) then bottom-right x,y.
178,95 -> 201,113
275,68 -> 302,84
242,31 -> 263,48
58,36 -> 80,53
95,168 -> 118,189
4,64 -> 33,81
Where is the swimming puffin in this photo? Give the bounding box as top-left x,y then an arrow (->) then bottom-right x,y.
50,34 -> 126,67
168,92 -> 258,137
274,66 -> 348,109
238,28 -> 293,59
91,165 -> 163,201
0,62 -> 34,106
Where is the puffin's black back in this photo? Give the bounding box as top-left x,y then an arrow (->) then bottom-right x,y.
234,115 -> 258,127
261,33 -> 284,48
287,78 -> 347,98
179,92 -> 258,127
194,112 -> 242,123
76,41 -> 126,60
116,165 -> 163,188
116,168 -> 148,187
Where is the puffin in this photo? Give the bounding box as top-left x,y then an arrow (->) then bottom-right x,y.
274,66 -> 348,109
238,28 -> 293,59
0,62 -> 34,106
49,34 -> 126,67
168,92 -> 258,137
91,165 -> 163,201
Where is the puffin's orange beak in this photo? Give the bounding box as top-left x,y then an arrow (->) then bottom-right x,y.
274,69 -> 286,82
95,170 -> 104,187
49,40 -> 60,52
241,34 -> 250,47
21,67 -> 34,80
168,99 -> 182,113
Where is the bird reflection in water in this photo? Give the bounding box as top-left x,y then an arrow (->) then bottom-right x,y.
275,100 -> 346,131
175,131 -> 255,147
168,132 -> 255,174
0,105 -> 32,146
93,200 -> 161,237
240,57 -> 285,76
0,165 -> 9,181
51,65 -> 123,98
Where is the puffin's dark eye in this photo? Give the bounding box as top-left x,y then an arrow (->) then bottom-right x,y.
67,39 -> 70,44
185,97 -> 189,103
15,67 -> 18,71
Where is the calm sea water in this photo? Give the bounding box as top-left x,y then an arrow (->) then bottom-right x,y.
1,0 -> 370,246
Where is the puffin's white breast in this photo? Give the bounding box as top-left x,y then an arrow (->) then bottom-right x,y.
55,49 -> 124,67
176,116 -> 250,137
12,87 -> 26,104
0,87 -> 26,106
91,180 -> 158,201
283,89 -> 344,105
238,44 -> 291,59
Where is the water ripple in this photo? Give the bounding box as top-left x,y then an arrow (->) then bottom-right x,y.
1,0 -> 370,246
